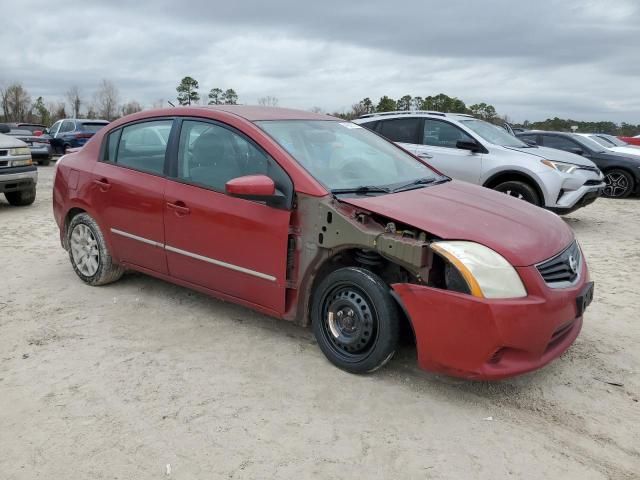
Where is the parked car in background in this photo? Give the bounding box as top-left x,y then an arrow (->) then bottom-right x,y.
618,135 -> 640,147
47,119 -> 109,154
6,123 -> 48,135
586,134 -> 640,156
4,128 -> 53,165
53,106 -> 593,380
354,112 -> 604,214
0,131 -> 37,206
517,131 -> 640,198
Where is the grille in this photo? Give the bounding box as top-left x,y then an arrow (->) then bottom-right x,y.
537,241 -> 582,287
0,150 -> 8,157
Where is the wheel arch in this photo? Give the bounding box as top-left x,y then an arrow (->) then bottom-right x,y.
303,248 -> 417,346
483,169 -> 546,204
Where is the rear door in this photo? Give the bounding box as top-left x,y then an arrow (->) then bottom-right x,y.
163,118 -> 293,313
90,119 -> 174,274
415,118 -> 483,183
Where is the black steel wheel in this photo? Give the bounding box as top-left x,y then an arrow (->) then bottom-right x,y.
312,267 -> 399,374
603,169 -> 634,198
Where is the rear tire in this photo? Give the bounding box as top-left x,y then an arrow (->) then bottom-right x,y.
311,267 -> 400,374
5,187 -> 36,206
493,180 -> 541,206
67,213 -> 124,286
603,169 -> 634,198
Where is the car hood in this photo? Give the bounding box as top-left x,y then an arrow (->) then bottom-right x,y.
505,145 -> 597,167
0,133 -> 28,148
610,146 -> 640,157
341,180 -> 574,267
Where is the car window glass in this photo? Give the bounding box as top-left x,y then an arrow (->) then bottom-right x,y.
177,120 -> 286,194
541,135 -> 578,152
359,120 -> 378,132
59,120 -> 75,133
104,129 -> 122,162
423,119 -> 474,148
378,118 -> 420,144
115,120 -> 172,175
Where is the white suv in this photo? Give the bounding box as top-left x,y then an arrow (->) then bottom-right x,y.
354,112 -> 605,214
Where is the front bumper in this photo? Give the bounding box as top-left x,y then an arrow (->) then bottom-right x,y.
0,166 -> 38,193
392,261 -> 591,380
538,168 -> 605,211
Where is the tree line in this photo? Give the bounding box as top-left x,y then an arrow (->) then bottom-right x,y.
1,78 -> 638,136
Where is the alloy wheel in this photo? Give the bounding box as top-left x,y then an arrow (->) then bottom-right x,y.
70,223 -> 100,276
604,172 -> 630,198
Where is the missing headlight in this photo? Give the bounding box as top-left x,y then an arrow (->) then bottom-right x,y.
444,262 -> 471,295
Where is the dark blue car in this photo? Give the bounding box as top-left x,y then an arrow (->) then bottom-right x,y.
47,119 -> 109,154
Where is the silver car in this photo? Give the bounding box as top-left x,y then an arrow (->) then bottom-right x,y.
354,112 -> 605,214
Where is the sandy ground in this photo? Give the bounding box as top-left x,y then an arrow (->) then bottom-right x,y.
0,165 -> 639,480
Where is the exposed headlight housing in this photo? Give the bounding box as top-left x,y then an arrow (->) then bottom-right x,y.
541,159 -> 579,174
431,241 -> 527,299
9,147 -> 32,156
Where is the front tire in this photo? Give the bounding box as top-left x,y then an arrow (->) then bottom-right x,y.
311,267 -> 400,374
5,187 -> 36,206
493,180 -> 541,206
67,213 -> 124,286
603,169 -> 634,198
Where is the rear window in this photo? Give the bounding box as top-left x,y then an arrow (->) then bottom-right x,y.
80,122 -> 108,133
17,124 -> 46,134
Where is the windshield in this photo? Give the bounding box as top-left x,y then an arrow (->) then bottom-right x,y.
572,134 -> 606,153
598,134 -> 626,147
589,135 -> 614,147
459,118 -> 528,147
256,120 -> 439,192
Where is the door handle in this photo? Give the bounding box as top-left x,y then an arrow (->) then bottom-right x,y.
166,201 -> 190,216
417,152 -> 433,159
93,178 -> 111,191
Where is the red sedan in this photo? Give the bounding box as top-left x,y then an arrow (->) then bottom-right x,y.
618,136 -> 640,146
53,106 -> 593,380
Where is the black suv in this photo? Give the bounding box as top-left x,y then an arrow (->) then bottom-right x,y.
517,131 -> 640,198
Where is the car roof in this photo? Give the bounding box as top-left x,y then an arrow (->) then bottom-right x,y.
356,111 -> 476,120
195,105 -> 337,121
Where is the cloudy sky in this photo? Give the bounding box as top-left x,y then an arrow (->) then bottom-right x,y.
3,0 -> 639,122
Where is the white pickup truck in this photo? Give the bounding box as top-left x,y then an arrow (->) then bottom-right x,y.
0,126 -> 37,206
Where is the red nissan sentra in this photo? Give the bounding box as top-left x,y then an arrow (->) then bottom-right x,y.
53,106 -> 594,380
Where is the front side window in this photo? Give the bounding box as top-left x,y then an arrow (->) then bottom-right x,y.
257,120 -> 439,192
378,118 -> 421,144
541,135 -> 581,152
48,121 -> 61,135
176,120 -> 288,194
423,119 -> 474,148
113,120 -> 173,175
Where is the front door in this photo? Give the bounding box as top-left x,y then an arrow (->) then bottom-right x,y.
163,119 -> 292,313
90,119 -> 174,274
416,118 -> 483,183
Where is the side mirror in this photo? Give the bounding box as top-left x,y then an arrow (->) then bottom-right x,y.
570,147 -> 584,156
0,124 -> 10,134
456,139 -> 482,153
523,138 -> 537,146
226,174 -> 276,199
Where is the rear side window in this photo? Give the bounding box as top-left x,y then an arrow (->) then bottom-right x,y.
378,118 -> 421,144
107,120 -> 173,175
422,119 -> 473,148
80,122 -> 108,133
359,120 -> 379,132
59,120 -> 75,133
